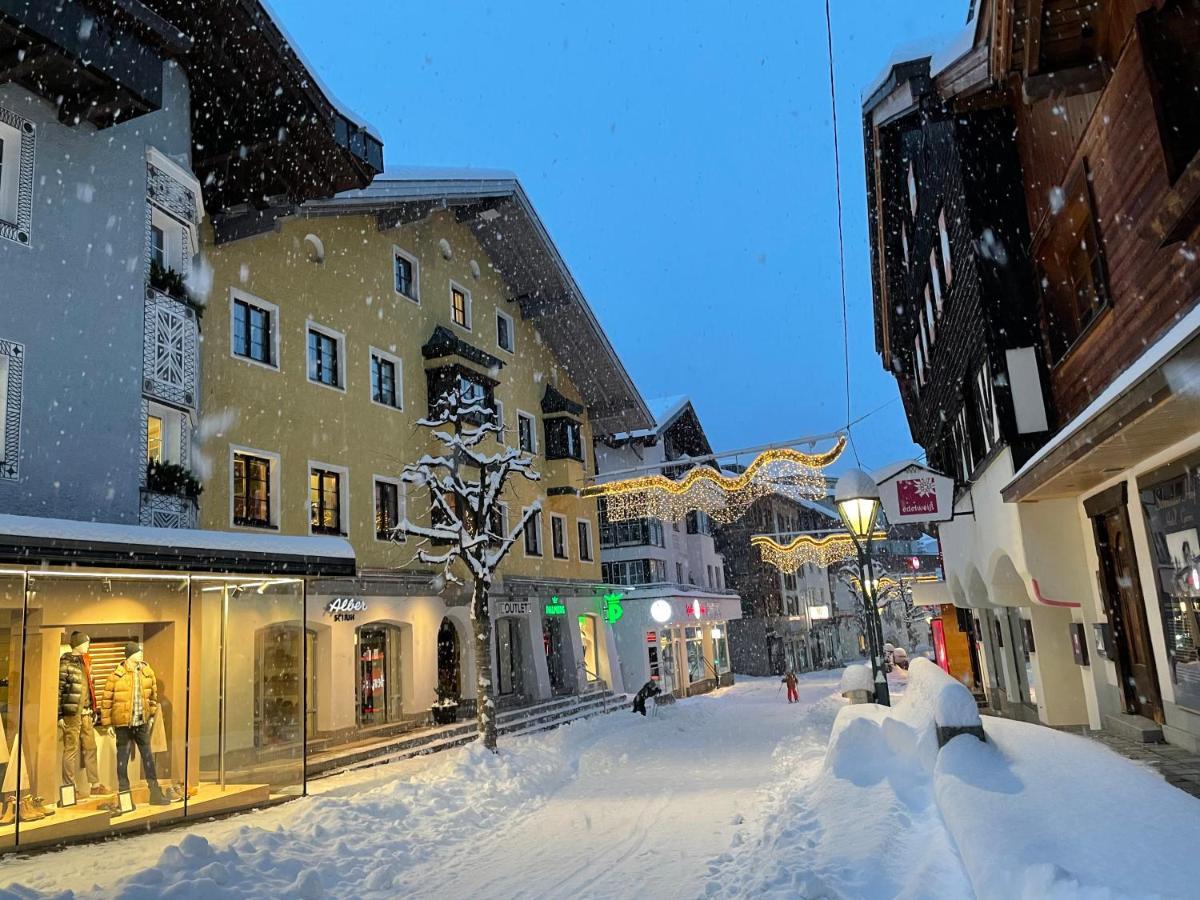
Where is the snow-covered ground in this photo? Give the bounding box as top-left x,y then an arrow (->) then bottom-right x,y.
3,669 -> 1199,899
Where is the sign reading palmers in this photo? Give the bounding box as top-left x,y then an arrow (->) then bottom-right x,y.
873,462 -> 954,524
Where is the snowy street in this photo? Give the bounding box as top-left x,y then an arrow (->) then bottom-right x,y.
0,671 -> 922,899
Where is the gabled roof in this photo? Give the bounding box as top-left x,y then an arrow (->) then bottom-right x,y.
304,168 -> 652,437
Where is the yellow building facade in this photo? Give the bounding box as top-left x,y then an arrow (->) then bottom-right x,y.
198,171 -> 650,760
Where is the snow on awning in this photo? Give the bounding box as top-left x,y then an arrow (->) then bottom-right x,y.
1003,302 -> 1200,503
0,513 -> 355,576
912,579 -> 950,608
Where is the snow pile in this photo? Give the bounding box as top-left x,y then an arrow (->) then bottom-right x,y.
839,662 -> 873,694
906,657 -> 982,730
936,717 -> 1200,899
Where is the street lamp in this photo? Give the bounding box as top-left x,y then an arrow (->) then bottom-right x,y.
835,468 -> 890,706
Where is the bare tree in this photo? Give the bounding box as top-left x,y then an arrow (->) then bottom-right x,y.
391,389 -> 540,752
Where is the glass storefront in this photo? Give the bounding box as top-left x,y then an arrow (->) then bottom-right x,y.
356,624 -> 403,726
1141,456 -> 1200,711
0,569 -> 305,852
711,626 -> 730,673
685,626 -> 705,682
578,615 -> 599,683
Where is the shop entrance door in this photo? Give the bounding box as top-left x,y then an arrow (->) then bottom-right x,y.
437,618 -> 461,698
357,624 -> 404,726
1006,608 -> 1036,708
1095,504 -> 1164,722
495,617 -> 524,699
542,616 -> 571,695
578,615 -> 600,686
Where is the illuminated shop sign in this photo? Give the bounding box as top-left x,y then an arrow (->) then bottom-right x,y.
602,592 -> 624,624
544,596 -> 567,616
325,597 -> 367,621
498,599 -> 532,616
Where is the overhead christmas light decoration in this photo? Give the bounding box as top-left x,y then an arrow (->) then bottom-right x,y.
750,529 -> 887,573
583,437 -> 847,523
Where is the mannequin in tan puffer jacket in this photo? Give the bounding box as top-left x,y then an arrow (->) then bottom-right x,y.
99,656 -> 158,727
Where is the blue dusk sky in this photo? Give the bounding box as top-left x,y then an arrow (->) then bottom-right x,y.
273,0 -> 970,471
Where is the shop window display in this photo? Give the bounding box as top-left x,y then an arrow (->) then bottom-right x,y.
686,626 -> 705,683
0,570 -> 305,852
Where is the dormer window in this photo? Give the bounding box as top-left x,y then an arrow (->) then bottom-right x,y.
907,160 -> 918,216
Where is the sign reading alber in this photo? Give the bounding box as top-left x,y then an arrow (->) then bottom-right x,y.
872,461 -> 954,524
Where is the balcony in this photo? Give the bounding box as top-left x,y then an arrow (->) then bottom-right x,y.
142,286 -> 198,410
138,490 -> 197,530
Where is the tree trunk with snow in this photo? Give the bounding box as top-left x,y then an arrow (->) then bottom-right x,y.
473,575 -> 497,751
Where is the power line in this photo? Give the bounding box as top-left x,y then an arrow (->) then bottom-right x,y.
824,0 -> 861,467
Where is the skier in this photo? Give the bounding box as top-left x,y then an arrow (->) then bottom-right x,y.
631,679 -> 662,716
782,670 -> 799,704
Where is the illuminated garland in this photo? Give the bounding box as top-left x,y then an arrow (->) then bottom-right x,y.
583,438 -> 847,523
750,530 -> 887,573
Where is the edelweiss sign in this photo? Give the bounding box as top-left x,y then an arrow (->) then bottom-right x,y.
874,462 -> 954,524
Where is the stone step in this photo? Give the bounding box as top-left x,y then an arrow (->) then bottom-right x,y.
1103,713 -> 1164,744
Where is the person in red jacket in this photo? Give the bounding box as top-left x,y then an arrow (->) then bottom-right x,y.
782,670 -> 799,704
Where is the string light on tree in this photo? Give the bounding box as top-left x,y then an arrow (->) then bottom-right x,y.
582,438 -> 847,523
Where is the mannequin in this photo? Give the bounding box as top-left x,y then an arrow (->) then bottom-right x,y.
100,643 -> 169,808
59,631 -> 111,798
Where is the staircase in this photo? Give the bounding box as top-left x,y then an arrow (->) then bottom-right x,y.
307,689 -> 626,779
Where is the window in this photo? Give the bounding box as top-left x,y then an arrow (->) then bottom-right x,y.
1140,1 -> 1200,183
394,248 -> 419,301
974,362 -> 1001,453
147,415 -> 163,463
232,293 -> 277,367
686,627 -> 705,682
577,519 -> 593,562
545,417 -> 582,461
900,221 -> 909,267
370,350 -> 402,409
494,399 -> 505,431
938,208 -> 953,286
150,224 -> 166,269
310,467 -> 343,534
551,514 -> 568,559
598,503 -> 664,548
1034,166 -> 1110,363
914,335 -> 926,386
676,562 -> 684,583
233,452 -> 273,527
451,282 -> 471,330
924,288 -> 936,341
952,406 -> 975,481
523,508 -> 543,556
491,501 -> 510,540
918,310 -> 930,361
907,160 -> 918,215
496,309 -> 515,353
707,565 -> 715,589
517,411 -> 537,454
375,478 -> 402,540
601,559 -> 667,586
929,248 -> 943,312
0,108 -> 33,245
307,324 -> 343,388
686,511 -> 712,535
457,373 -> 485,408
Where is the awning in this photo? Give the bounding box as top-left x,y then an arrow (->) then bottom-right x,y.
911,579 -> 951,608
1003,302 -> 1200,502
0,513 -> 355,576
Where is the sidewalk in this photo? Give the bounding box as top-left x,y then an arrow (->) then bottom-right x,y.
1081,729 -> 1200,800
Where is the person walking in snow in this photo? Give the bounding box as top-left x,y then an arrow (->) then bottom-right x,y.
782,670 -> 798,704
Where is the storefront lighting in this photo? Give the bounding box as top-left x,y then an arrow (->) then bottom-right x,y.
24,570 -> 190,581
603,591 -> 624,624
650,599 -> 672,623
544,596 -> 567,616
581,439 -> 846,523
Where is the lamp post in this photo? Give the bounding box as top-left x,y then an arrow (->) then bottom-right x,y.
835,468 -> 891,706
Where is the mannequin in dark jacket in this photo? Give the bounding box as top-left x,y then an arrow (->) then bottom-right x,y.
58,631 -> 110,796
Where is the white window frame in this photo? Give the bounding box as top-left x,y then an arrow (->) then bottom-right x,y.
230,289 -> 280,371
449,280 -> 472,331
0,339 -> 23,479
938,208 -> 953,286
914,336 -> 926,386
150,206 -> 186,273
924,288 -> 936,344
516,410 -> 537,454
522,506 -> 543,558
496,308 -> 515,354
306,320 -> 346,392
550,513 -> 569,560
494,399 -> 505,432
146,400 -> 184,466
368,346 -> 404,411
229,445 -> 281,529
975,362 -> 1002,452
496,501 -> 510,540
0,107 -> 34,246
907,160 -> 918,216
393,245 -> 420,303
576,517 -> 594,562
372,474 -> 406,543
900,221 -> 909,267
308,459 -> 350,536
930,248 -> 943,312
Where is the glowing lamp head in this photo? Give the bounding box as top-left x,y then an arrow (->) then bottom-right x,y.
650,599 -> 672,624
835,468 -> 882,541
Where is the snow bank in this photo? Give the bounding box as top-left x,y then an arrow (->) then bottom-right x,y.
906,656 -> 982,730
935,717 -> 1200,899
839,663 -> 873,694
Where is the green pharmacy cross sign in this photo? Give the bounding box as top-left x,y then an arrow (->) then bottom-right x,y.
602,592 -> 624,624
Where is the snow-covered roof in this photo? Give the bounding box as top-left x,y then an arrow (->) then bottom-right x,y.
303,171 -> 652,437
799,498 -> 840,521
0,513 -> 355,575
612,394 -> 693,441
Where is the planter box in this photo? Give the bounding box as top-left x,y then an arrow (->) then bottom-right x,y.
431,704 -> 459,725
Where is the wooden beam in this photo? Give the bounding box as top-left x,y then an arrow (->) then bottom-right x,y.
1025,0 -> 1044,76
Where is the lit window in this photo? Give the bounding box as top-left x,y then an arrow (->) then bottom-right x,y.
146,415 -> 163,463
234,452 -> 273,527
451,283 -> 471,329
375,479 -> 402,540
310,467 -> 343,534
